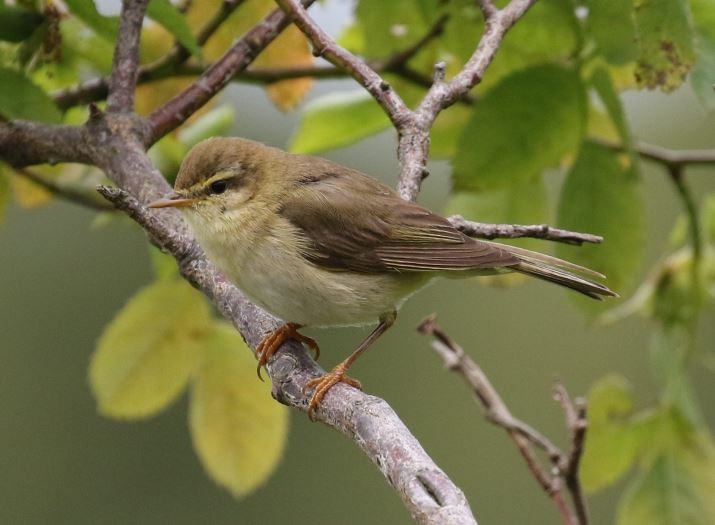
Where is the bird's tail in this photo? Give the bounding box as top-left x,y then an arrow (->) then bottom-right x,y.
490,242 -> 618,300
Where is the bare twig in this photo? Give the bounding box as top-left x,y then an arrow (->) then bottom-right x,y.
593,137 -> 715,170
276,0 -> 411,129
418,315 -> 592,525
448,215 -> 603,246
398,0 -> 537,200
147,0 -> 316,143
106,0 -> 150,113
553,384 -> 589,525
13,167 -> 114,211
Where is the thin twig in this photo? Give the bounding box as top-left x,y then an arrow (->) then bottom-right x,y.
147,0 -> 316,143
553,383 -> 589,525
593,137 -> 715,170
448,215 -> 603,246
417,315 -> 581,525
106,0 -> 149,113
13,168 -> 114,211
53,0 -> 245,110
276,0 -> 411,129
397,0 -> 537,200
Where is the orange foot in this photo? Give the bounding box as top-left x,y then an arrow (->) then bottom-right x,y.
305,364 -> 362,421
255,322 -> 320,379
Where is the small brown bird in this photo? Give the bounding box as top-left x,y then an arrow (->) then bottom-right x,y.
148,137 -> 616,418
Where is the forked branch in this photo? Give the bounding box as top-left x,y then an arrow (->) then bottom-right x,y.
418,315 -> 590,525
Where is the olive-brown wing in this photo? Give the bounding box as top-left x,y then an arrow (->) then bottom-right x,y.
278,171 -> 519,273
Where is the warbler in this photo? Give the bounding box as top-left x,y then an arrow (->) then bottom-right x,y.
148,137 -> 616,417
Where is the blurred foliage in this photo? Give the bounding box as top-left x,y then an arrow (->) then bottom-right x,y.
0,0 -> 714,521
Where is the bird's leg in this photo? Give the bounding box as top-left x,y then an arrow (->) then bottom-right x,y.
255,322 -> 320,379
305,311 -> 397,420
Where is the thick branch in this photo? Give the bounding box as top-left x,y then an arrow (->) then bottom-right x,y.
448,215 -> 603,246
106,0 -> 149,113
147,0 -> 316,142
0,120 -> 95,167
98,184 -> 477,525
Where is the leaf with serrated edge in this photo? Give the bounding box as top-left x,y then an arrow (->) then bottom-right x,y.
454,65 -> 586,191
190,323 -> 289,497
633,0 -> 696,92
90,280 -> 211,419
617,436 -> 715,525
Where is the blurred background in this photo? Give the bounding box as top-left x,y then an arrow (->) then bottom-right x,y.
2,2 -> 715,524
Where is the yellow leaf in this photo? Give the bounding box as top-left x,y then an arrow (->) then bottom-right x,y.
90,279 -> 212,419
258,26 -> 314,111
190,0 -> 313,111
190,322 -> 289,497
12,174 -> 52,208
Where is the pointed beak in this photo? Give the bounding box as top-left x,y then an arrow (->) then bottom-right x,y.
146,193 -> 197,209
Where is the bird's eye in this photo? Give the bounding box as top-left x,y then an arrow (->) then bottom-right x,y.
210,180 -> 228,194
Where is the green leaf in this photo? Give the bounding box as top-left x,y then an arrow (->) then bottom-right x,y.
0,4 -> 44,43
690,5 -> 715,112
556,141 -> 645,299
590,66 -> 633,150
582,374 -> 641,492
149,246 -> 179,280
633,0 -> 696,92
431,105 -> 472,158
90,279 -> 211,419
0,67 -> 61,123
63,0 -> 119,42
587,0 -> 638,64
289,90 -> 391,154
473,0 -> 579,90
453,65 -> 586,191
355,0 -> 435,59
446,179 -> 548,250
147,0 -> 202,60
617,439 -> 715,525
189,322 -> 289,497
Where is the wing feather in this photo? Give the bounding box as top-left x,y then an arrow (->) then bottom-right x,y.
278,169 -> 518,273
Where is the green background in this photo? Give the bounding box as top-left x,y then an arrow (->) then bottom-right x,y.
2,80 -> 715,525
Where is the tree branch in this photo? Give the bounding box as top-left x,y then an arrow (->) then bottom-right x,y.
275,0 -> 412,129
447,215 -> 603,246
147,0 -> 316,143
418,315 -> 590,525
53,0 -> 245,111
398,0 -> 537,200
106,0 -> 150,113
97,185 -> 477,525
593,137 -> 715,170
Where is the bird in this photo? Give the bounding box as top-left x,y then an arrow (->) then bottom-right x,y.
147,137 -> 616,418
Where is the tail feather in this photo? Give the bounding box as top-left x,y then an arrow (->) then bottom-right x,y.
492,243 -> 618,300
514,261 -> 617,300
